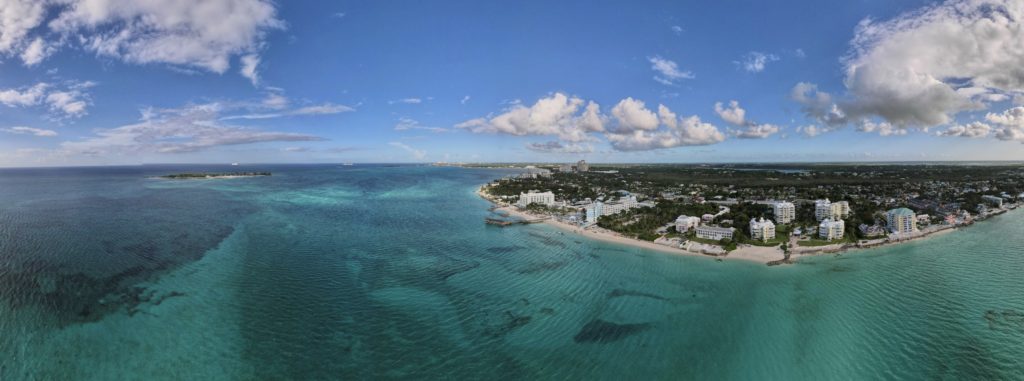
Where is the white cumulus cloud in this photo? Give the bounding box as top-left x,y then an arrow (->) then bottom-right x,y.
239,54 -> 261,86
937,121 -> 992,138
611,98 -> 660,131
714,101 -> 747,126
20,37 -> 54,67
455,92 -> 604,143
737,52 -> 779,73
731,123 -> 780,139
714,100 -> 780,139
0,81 -> 93,119
856,120 -> 907,136
794,0 -> 1024,134
605,103 -> 725,150
0,0 -> 283,80
796,125 -> 832,137
459,94 -> 727,151
986,106 -> 1024,142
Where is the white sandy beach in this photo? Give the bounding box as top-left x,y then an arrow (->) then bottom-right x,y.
484,192 -> 782,264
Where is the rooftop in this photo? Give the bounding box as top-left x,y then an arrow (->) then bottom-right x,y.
888,207 -> 915,216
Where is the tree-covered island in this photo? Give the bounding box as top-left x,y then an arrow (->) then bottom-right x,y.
158,172 -> 272,179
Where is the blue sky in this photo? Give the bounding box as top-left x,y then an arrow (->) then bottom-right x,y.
1,0 -> 1023,166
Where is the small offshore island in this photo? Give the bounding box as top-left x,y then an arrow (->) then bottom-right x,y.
158,172 -> 272,179
470,161 -> 1024,265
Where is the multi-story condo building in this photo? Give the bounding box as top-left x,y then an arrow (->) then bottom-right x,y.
675,215 -> 701,233
516,191 -> 556,208
695,226 -> 735,241
818,218 -> 845,240
773,201 -> 795,224
832,201 -> 851,219
815,199 -> 851,221
815,199 -> 833,221
749,217 -> 776,242
886,207 -> 918,234
576,160 -> 590,172
603,196 -> 637,215
585,196 -> 640,223
585,202 -> 604,223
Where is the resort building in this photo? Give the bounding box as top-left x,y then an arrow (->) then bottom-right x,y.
701,214 -> 715,223
576,160 -> 590,172
773,201 -> 795,224
818,218 -> 845,240
982,195 -> 1004,208
584,196 -> 640,223
832,201 -> 851,219
815,199 -> 832,221
603,196 -> 638,215
675,215 -> 701,233
516,191 -> 556,208
695,225 -> 735,241
749,217 -> 776,242
815,199 -> 851,221
886,208 -> 918,234
585,202 -> 604,223
517,167 -> 552,179
558,163 -> 573,172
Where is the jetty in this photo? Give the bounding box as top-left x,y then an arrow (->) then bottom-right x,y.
485,216 -> 550,226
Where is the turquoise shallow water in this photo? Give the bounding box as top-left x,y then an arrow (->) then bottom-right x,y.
1,164 -> 1023,380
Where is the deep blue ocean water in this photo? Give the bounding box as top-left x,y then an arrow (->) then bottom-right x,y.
1,164 -> 1022,380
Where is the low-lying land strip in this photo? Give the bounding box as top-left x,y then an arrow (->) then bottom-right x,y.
472,163 -> 1023,265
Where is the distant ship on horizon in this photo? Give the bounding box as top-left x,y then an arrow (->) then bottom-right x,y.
231,162 -> 240,166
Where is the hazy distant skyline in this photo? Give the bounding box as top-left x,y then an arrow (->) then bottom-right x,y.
2,0 -> 1024,167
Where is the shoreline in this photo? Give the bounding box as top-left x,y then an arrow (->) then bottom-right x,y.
478,187 -> 780,264
476,185 -> 1015,266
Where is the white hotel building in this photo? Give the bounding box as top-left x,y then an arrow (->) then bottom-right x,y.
516,191 -> 556,208
773,202 -> 795,224
585,196 -> 641,223
675,215 -> 701,233
818,218 -> 845,240
696,225 -> 735,241
749,217 -> 776,242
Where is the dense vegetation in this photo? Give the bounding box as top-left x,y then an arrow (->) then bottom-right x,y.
596,201 -> 718,241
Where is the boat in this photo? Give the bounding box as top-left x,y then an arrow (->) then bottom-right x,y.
342,163 -> 354,166
231,162 -> 240,166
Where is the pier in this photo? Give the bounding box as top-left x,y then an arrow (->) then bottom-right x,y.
485,216 -> 550,226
